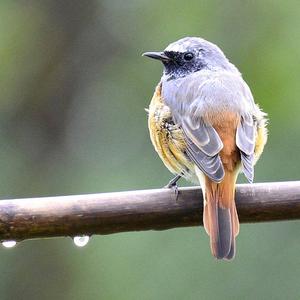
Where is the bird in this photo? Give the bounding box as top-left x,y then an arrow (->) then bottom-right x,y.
143,37 -> 267,260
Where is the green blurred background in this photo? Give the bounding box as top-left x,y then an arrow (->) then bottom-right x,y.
0,1 -> 299,299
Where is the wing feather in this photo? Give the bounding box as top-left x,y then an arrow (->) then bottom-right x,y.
182,117 -> 224,182
236,114 -> 256,182
182,118 -> 223,156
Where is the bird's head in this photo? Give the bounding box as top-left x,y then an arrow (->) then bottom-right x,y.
143,37 -> 237,80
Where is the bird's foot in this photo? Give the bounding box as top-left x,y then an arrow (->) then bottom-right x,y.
164,174 -> 181,201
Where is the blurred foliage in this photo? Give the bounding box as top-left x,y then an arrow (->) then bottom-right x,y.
0,1 -> 299,299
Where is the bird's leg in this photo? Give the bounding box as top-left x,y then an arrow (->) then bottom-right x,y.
165,174 -> 181,188
164,174 -> 181,201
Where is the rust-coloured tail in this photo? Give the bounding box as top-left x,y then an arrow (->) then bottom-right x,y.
203,172 -> 239,260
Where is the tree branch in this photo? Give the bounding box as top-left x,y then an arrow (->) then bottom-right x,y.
0,181 -> 300,242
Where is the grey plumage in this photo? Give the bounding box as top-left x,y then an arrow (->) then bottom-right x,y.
236,114 -> 257,182
185,138 -> 225,182
162,68 -> 260,183
182,118 -> 225,182
216,206 -> 232,259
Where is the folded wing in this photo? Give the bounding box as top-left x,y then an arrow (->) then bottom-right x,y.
236,113 -> 256,183
181,116 -> 225,182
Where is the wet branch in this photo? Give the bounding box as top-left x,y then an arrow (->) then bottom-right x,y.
0,181 -> 300,242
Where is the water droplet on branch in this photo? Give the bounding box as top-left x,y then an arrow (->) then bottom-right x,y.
73,235 -> 90,247
2,240 -> 17,248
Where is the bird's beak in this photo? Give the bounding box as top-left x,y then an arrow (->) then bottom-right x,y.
142,51 -> 171,62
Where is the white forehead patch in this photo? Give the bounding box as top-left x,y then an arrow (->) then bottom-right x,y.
165,42 -> 188,52
165,37 -> 206,52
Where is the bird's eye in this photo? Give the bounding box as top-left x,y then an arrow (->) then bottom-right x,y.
183,52 -> 194,61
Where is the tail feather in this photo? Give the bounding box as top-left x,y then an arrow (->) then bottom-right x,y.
225,204 -> 239,260
203,174 -> 239,260
216,206 -> 232,258
225,234 -> 236,260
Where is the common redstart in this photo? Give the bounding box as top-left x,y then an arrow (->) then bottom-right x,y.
143,37 -> 267,260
